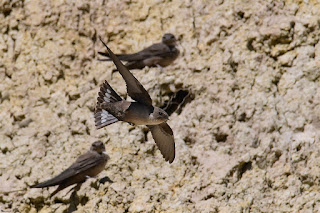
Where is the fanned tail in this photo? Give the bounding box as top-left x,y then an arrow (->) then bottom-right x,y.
95,81 -> 122,129
95,107 -> 119,129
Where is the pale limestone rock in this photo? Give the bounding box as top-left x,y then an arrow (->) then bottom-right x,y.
1,0 -> 320,212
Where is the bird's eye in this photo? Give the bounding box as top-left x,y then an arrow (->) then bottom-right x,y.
159,112 -> 163,116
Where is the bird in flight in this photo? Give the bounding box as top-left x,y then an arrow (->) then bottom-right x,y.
95,37 -> 175,163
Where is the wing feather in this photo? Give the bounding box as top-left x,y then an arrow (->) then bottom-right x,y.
148,122 -> 175,163
99,37 -> 153,106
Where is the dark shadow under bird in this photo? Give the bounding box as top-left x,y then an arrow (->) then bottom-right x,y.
98,33 -> 179,71
31,141 -> 109,197
95,37 -> 175,163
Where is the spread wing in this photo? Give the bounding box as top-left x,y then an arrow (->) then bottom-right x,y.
99,37 -> 153,106
148,122 -> 175,163
32,152 -> 104,188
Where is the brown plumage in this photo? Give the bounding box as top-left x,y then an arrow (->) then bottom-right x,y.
98,33 -> 179,71
31,141 -> 109,197
95,38 -> 175,163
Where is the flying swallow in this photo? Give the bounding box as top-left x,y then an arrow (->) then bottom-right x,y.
98,33 -> 179,71
95,38 -> 175,163
31,141 -> 109,197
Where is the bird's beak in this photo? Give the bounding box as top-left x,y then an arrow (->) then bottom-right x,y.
103,151 -> 108,155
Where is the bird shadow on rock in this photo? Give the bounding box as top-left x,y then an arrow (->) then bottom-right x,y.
161,89 -> 194,116
55,183 -> 87,213
62,176 -> 113,213
63,192 -> 88,213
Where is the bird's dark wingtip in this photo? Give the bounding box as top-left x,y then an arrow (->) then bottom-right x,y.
30,183 -> 42,188
98,36 -> 103,43
99,37 -> 110,51
168,157 -> 175,164
98,51 -> 108,56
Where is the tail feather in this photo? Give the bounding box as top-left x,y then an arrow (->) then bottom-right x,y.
31,179 -> 60,188
95,108 -> 119,129
95,81 -> 122,129
97,81 -> 122,105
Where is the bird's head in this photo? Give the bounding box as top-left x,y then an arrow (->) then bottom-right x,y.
91,140 -> 106,154
162,33 -> 177,46
150,107 -> 169,124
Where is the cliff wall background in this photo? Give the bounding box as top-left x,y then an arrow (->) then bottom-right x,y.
1,0 -> 320,212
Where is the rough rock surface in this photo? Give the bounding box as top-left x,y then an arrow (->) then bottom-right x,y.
1,0 -> 320,212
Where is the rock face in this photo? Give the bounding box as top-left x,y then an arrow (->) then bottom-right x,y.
1,0 -> 320,212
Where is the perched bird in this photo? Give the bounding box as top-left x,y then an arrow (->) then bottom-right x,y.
95,37 -> 175,163
98,33 -> 179,71
31,141 -> 109,197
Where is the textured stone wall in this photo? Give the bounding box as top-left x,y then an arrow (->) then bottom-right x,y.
1,0 -> 320,212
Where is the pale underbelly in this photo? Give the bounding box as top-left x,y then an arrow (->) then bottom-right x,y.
126,116 -> 163,125
124,111 -> 163,125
